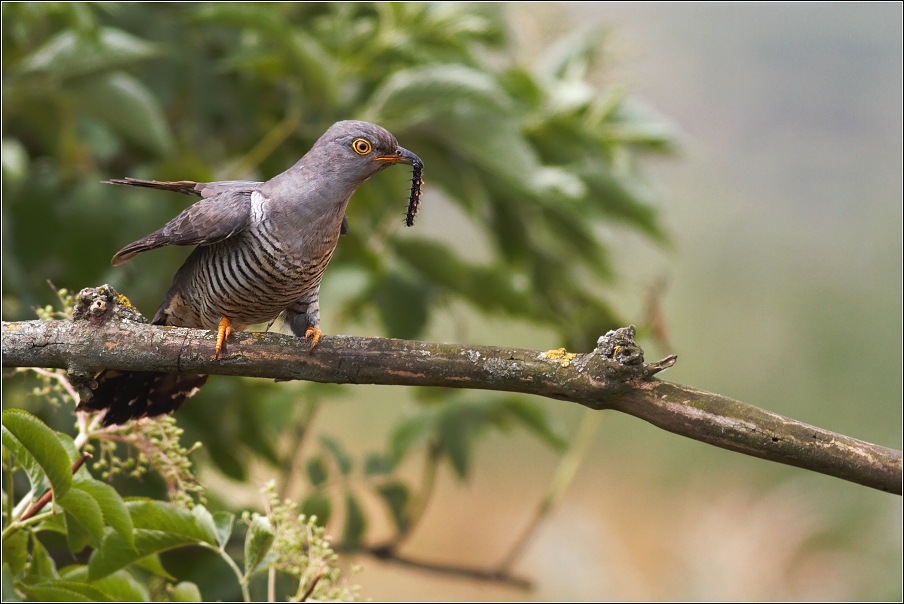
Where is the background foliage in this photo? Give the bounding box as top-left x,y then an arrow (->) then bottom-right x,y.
2,3 -> 675,601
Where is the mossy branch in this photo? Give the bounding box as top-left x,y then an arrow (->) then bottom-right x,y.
2,286 -> 901,495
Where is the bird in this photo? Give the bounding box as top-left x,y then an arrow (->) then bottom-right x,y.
77,120 -> 423,425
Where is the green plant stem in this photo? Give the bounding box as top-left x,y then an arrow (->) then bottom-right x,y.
229,105 -> 301,179
4,450 -> 14,523
298,568 -> 323,602
495,408 -> 604,574
393,441 -> 441,548
18,453 -> 90,522
277,399 -> 320,500
268,566 -> 276,603
200,542 -> 251,603
10,489 -> 34,520
1,510 -> 55,541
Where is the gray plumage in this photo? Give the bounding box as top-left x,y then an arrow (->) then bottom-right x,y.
82,120 -> 422,425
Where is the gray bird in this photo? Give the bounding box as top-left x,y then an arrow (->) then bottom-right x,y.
79,120 -> 423,425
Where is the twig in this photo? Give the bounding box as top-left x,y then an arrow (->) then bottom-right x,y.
200,542 -> 251,603
299,569 -> 323,602
361,546 -> 530,589
277,399 -> 319,500
17,452 -> 90,521
391,441 -> 441,547
19,366 -> 80,403
496,408 -> 604,574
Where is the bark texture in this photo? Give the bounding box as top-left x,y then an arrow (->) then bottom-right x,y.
3,286 -> 901,494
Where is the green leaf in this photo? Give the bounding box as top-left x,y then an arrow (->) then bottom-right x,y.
131,554 -> 174,581
286,32 -> 338,104
376,482 -> 410,533
88,529 -> 200,582
55,434 -> 91,481
363,452 -> 393,476
300,491 -> 332,527
371,271 -> 432,340
2,563 -> 22,601
580,167 -> 667,243
437,403 -> 487,479
319,435 -> 352,476
58,566 -> 151,602
342,492 -> 366,549
1,426 -> 46,499
2,410 -> 71,499
498,398 -> 566,450
191,506 -> 218,546
19,580 -> 114,602
126,500 -> 217,544
34,511 -> 67,535
391,238 -> 533,317
170,581 -> 202,602
63,510 -> 93,554
389,414 -> 435,464
2,529 -> 29,577
57,488 -> 105,545
212,512 -> 235,550
18,27 -> 159,80
535,28 -> 605,82
366,64 -> 511,123
305,456 -> 328,487
74,72 -> 175,155
72,478 -> 134,548
22,534 -> 59,584
243,515 -> 275,578
1,138 -> 29,185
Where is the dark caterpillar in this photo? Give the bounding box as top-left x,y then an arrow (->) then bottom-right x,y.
405,158 -> 424,227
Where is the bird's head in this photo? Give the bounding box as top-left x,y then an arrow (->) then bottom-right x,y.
314,120 -> 422,182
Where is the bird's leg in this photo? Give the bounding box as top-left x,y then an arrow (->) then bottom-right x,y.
304,327 -> 322,351
215,317 -> 233,359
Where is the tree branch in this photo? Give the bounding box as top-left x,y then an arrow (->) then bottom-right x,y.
2,286 -> 901,495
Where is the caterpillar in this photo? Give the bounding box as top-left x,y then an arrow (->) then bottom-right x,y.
405,158 -> 424,227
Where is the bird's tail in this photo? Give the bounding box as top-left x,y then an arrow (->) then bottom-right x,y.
77,370 -> 208,426
104,178 -> 203,197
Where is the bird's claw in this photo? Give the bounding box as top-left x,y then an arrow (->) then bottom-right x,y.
215,317 -> 233,359
305,326 -> 322,352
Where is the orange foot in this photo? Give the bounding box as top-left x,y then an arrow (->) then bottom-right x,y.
215,317 -> 233,359
304,326 -> 322,352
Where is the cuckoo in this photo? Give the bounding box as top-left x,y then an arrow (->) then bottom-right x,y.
78,120 -> 423,425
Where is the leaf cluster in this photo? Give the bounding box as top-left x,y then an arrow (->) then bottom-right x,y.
2,408 -> 357,602
2,4 -> 678,599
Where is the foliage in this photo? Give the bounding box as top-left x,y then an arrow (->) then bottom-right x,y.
2,3 -> 676,600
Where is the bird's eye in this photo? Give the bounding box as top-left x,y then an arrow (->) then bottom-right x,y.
352,138 -> 372,155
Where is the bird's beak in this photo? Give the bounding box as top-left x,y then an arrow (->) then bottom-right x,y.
375,146 -> 422,166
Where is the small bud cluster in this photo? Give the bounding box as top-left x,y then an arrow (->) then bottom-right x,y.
257,482 -> 360,602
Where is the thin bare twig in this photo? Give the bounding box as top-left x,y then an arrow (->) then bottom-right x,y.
361,546 -> 530,589
299,569 -> 323,602
496,408 -> 604,574
18,452 -> 90,521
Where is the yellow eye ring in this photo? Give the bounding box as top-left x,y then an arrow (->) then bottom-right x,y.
352,138 -> 372,155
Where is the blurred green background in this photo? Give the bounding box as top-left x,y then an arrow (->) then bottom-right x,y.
3,3 -> 901,601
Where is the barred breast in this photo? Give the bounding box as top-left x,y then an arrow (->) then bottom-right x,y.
153,196 -> 340,331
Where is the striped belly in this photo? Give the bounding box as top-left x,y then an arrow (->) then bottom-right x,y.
163,228 -> 335,330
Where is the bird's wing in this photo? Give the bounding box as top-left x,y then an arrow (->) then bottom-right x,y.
196,180 -> 263,198
112,189 -> 255,266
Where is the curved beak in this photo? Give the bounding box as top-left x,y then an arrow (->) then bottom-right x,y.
375,146 -> 422,167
